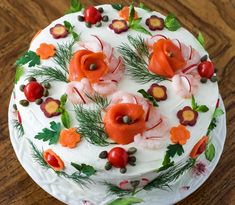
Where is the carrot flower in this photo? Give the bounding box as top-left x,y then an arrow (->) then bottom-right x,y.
170,125 -> 190,145
59,128 -> 81,148
36,43 -> 56,59
43,149 -> 64,171
190,136 -> 208,159
119,6 -> 138,21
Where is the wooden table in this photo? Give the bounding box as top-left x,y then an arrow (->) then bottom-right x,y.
0,0 -> 234,204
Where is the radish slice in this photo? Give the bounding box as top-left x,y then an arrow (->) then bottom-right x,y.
91,35 -> 104,50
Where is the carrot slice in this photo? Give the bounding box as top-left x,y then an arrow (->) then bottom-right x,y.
43,149 -> 64,171
36,43 -> 56,59
104,103 -> 145,144
190,136 -> 208,159
80,52 -> 108,83
170,125 -> 190,145
119,6 -> 138,21
59,128 -> 81,148
69,50 -> 93,81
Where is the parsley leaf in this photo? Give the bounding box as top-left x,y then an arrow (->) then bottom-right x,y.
164,13 -> 181,31
213,107 -> 224,118
205,143 -> 215,161
71,162 -> 96,176
16,51 -> 40,67
64,21 -> 80,41
162,144 -> 184,166
206,107 -> 224,135
138,89 -> 158,107
108,197 -> 144,205
60,94 -> 68,107
15,66 -> 24,84
191,95 -> 209,113
65,0 -> 83,14
111,4 -> 123,11
198,31 -> 205,47
61,111 -> 71,129
35,121 -> 61,145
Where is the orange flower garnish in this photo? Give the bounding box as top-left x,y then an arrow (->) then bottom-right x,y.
190,136 -> 208,159
36,43 -> 56,59
119,6 -> 138,21
104,103 -> 145,144
69,50 -> 108,83
59,128 -> 81,148
149,39 -> 186,78
170,125 -> 190,145
43,149 -> 64,171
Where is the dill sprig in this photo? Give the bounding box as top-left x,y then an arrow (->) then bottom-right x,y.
118,35 -> 166,84
53,41 -> 74,74
74,105 -> 110,146
28,140 -> 93,187
85,92 -> 110,110
143,158 -> 195,191
27,66 -> 68,83
104,182 -> 133,197
12,119 -> 25,138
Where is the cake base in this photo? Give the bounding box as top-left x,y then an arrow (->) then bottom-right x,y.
8,94 -> 226,205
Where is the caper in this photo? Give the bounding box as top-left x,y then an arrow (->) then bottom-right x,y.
120,167 -> 127,174
19,84 -> 25,92
13,104 -> 17,110
95,21 -> 102,27
98,7 -> 104,13
85,22 -> 92,28
200,55 -> 208,62
129,161 -> 136,166
43,89 -> 49,97
122,115 -> 132,124
89,63 -> 97,70
105,162 -> 112,170
210,76 -> 218,82
43,82 -> 51,89
35,98 -> 43,105
78,15 -> 84,22
99,151 -> 108,159
130,180 -> 140,187
128,156 -> 136,163
127,147 -> 137,155
200,77 -> 207,83
19,100 -> 29,106
102,15 -> 109,22
28,77 -> 36,82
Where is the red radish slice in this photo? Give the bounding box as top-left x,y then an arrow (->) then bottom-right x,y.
91,35 -> 104,50
146,118 -> 163,131
111,80 -> 118,83
73,87 -> 86,104
109,48 -> 114,63
216,98 -> 220,108
17,111 -> 22,124
189,46 -> 193,60
182,63 -> 198,73
133,96 -> 138,104
145,103 -> 151,121
180,75 -> 191,92
172,39 -> 182,51
151,34 -> 167,40
119,180 -> 132,190
111,57 -> 122,73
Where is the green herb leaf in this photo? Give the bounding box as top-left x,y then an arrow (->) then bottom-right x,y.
167,144 -> 184,157
108,197 -> 144,205
196,105 -> 209,112
191,95 -> 197,110
129,2 -> 135,25
138,89 -> 158,107
158,161 -> 174,172
139,2 -> 151,11
66,0 -> 83,14
16,51 -> 40,67
35,121 -> 61,145
213,107 -> 224,118
130,21 -> 152,36
60,94 -> 68,106
162,153 -> 171,166
61,111 -> 71,129
15,66 -> 24,84
63,21 -> 80,41
205,143 -> 215,161
164,13 -> 181,31
111,4 -> 123,11
71,162 -> 96,176
198,31 -> 205,47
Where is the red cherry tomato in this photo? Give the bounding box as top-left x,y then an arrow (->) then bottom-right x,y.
24,81 -> 44,102
84,6 -> 102,24
197,141 -> 207,155
108,147 -> 129,168
197,61 -> 214,78
45,153 -> 60,168
17,111 -> 22,124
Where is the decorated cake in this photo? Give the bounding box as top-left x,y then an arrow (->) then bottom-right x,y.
11,1 -> 225,204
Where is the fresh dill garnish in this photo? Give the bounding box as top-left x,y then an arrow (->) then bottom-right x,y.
104,182 -> 133,197
85,92 -> 110,110
118,35 -> 166,84
74,105 -> 110,146
12,119 -> 25,138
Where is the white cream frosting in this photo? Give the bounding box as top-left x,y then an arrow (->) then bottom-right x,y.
14,4 -> 219,203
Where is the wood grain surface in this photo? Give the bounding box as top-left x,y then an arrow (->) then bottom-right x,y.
0,0 -> 234,204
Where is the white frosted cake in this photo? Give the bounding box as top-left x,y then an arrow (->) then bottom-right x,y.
11,2 -> 224,205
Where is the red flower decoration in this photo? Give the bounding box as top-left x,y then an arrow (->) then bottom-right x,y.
40,97 -> 61,118
109,20 -> 129,34
148,83 -> 167,101
177,106 -> 198,126
50,24 -> 68,39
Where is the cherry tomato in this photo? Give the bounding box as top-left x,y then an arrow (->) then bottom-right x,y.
45,153 -> 60,168
17,111 -> 22,124
24,81 -> 44,102
197,141 -> 207,155
108,147 -> 129,168
197,61 -> 214,78
84,6 -> 102,24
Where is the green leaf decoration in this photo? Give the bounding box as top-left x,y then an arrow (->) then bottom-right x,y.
139,2 -> 151,11
166,144 -> 184,158
158,161 -> 174,172
213,107 -> 224,118
61,111 -> 71,129
71,162 -> 96,176
16,51 -> 40,67
108,197 -> 144,205
164,13 -> 181,31
64,21 -> 80,41
138,89 -> 158,107
196,105 -> 209,112
130,20 -> 152,36
15,66 -> 24,84
205,143 -> 215,161
111,4 -> 123,11
12,119 -> 25,138
129,2 -> 135,25
35,121 -> 61,145
191,95 -> 209,113
198,31 -> 205,47
85,92 -> 110,110
65,0 -> 83,14
206,107 -> 224,135
60,94 -> 68,106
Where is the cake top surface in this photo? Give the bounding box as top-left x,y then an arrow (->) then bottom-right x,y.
14,3 -> 219,178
